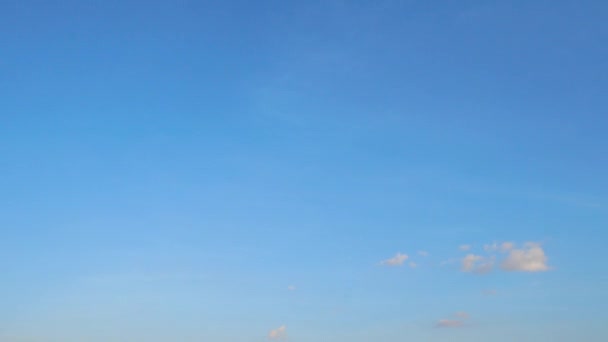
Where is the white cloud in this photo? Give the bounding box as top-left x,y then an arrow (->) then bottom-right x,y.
461,254 -> 494,274
501,243 -> 550,272
418,251 -> 429,257
462,254 -> 482,272
459,244 -> 472,251
380,252 -> 408,266
409,261 -> 418,268
287,285 -> 296,291
436,319 -> 464,328
268,325 -> 287,340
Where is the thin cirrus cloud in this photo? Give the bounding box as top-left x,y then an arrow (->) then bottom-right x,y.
455,312 -> 470,319
380,252 -> 408,266
440,258 -> 458,266
268,325 -> 287,340
501,242 -> 515,252
287,285 -> 296,291
501,243 -> 550,272
418,250 -> 430,257
436,319 -> 464,328
459,244 -> 472,251
484,242 -> 515,253
436,312 -> 470,328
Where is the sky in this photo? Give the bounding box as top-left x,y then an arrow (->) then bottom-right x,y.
1,0 -> 608,341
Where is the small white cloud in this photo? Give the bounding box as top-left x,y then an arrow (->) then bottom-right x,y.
409,261 -> 418,268
461,254 -> 494,274
418,251 -> 430,257
501,243 -> 550,272
287,285 -> 296,291
459,244 -> 472,251
436,319 -> 464,328
462,254 -> 482,272
380,252 -> 408,266
268,325 -> 287,340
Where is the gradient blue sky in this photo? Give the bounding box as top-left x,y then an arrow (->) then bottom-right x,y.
2,1 -> 608,341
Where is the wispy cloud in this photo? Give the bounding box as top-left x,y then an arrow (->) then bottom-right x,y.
435,312 -> 470,328
484,242 -> 514,253
461,254 -> 494,274
418,251 -> 430,257
455,311 -> 470,319
436,319 -> 464,328
409,261 -> 418,268
459,244 -> 472,251
440,258 -> 458,266
287,285 -> 296,291
268,325 -> 287,340
380,252 -> 408,266
501,242 -> 515,252
501,243 -> 550,272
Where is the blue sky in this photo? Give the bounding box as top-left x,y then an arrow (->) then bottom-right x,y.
1,0 -> 607,341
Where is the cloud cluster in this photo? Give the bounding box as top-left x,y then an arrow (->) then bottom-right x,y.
459,242 -> 550,274
268,325 -> 287,340
276,240 -> 551,338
